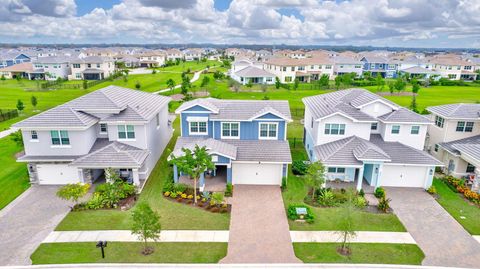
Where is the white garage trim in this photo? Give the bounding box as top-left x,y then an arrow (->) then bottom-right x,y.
36,163 -> 81,185
232,162 -> 283,185
380,165 -> 429,188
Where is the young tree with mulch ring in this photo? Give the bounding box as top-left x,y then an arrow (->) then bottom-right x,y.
336,188 -> 357,256
304,161 -> 326,201
131,202 -> 161,255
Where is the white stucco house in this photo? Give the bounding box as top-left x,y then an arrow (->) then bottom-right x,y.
426,104 -> 480,191
303,89 -> 442,190
230,60 -> 275,85
13,86 -> 173,188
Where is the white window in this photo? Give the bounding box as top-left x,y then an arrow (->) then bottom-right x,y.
97,64 -> 101,68
325,65 -> 332,69
324,124 -> 345,135
259,122 -> 278,139
371,123 -> 378,130
118,125 -> 135,140
75,73 -> 82,79
435,116 -> 444,128
456,121 -> 474,132
388,64 -> 396,69
391,125 -> 400,134
465,66 -> 472,70
189,121 -> 208,135
410,126 -> 420,135
221,122 -> 240,139
30,130 -> 38,141
100,123 -> 107,134
50,130 -> 69,145
156,113 -> 160,127
327,167 -> 346,174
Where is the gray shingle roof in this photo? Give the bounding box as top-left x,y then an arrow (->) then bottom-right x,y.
401,66 -> 440,75
303,89 -> 397,122
370,134 -> 443,166
14,86 -> 170,128
176,98 -> 292,121
378,108 -> 431,123
173,137 -> 237,160
234,66 -> 275,78
427,104 -> 480,119
173,137 -> 291,163
70,56 -> 113,64
439,135 -> 480,161
70,139 -> 149,168
313,136 -> 391,166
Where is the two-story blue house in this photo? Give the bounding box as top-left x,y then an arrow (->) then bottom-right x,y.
360,56 -> 398,78
172,98 -> 292,190
0,52 -> 31,68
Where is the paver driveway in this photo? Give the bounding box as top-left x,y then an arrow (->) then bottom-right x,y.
221,185 -> 300,263
387,187 -> 480,268
0,186 -> 72,266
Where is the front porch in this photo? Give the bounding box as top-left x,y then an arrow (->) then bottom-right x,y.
325,163 -> 383,192
326,177 -> 375,193
79,167 -> 145,189
174,164 -> 231,192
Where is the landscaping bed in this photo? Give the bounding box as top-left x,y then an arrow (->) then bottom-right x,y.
293,243 -> 424,264
432,178 -> 480,235
31,242 -> 227,264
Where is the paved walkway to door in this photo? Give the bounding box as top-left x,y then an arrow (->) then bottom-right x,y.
221,185 -> 301,263
387,187 -> 480,268
0,186 -> 72,266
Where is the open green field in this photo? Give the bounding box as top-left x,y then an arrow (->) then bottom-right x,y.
157,60 -> 220,72
433,179 -> 480,235
31,242 -> 227,264
55,119 -> 230,231
294,243 -> 424,264
0,136 -> 30,210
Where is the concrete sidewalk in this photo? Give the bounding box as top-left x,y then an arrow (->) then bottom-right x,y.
43,230 -> 229,243
290,231 -> 416,244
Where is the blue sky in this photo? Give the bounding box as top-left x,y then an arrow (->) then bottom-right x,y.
0,0 -> 479,48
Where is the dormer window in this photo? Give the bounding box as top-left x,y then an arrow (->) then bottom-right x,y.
221,122 -> 240,139
325,123 -> 345,135
189,121 -> 208,135
259,122 -> 278,140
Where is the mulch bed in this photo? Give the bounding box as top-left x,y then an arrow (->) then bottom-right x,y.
164,196 -> 231,214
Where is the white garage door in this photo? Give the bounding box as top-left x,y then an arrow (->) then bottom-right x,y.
36,164 -> 80,185
381,165 -> 428,188
232,163 -> 283,185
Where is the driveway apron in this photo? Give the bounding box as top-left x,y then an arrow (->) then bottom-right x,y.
386,187 -> 480,268
221,185 -> 301,263
0,186 -> 72,266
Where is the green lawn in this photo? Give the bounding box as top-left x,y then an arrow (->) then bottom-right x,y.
157,60 -> 220,72
31,242 -> 227,264
55,119 -> 230,231
293,243 -> 424,264
0,136 -> 30,210
433,179 -> 480,235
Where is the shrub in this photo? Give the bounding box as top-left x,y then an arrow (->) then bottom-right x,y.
201,191 -> 211,200
172,183 -> 188,193
90,181 -> 136,209
225,183 -> 233,197
169,192 -> 178,198
181,193 -> 187,199
292,160 -> 308,175
374,187 -> 386,199
287,204 -> 314,223
86,193 -> 106,210
358,189 -> 365,197
355,196 -> 368,209
164,191 -> 170,197
332,189 -> 348,204
378,197 -> 391,213
162,174 -> 174,192
56,183 -> 90,204
211,192 -> 225,205
317,188 -> 336,207
187,195 -> 193,199
426,185 -> 437,195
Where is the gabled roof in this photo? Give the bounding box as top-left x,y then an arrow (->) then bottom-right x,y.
401,66 -> 439,75
70,139 -> 149,168
303,89 -> 397,122
176,98 -> 292,122
0,62 -> 33,72
439,135 -> 480,162
360,56 -> 389,63
378,108 -> 432,124
14,86 -> 170,128
426,104 -> 480,120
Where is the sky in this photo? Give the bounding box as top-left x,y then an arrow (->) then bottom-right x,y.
0,0 -> 479,48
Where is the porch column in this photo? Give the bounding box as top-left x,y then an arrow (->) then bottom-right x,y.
227,163 -> 232,184
424,166 -> 435,189
199,172 -> 205,187
173,164 -> 179,183
104,168 -> 113,183
132,168 -> 140,186
376,164 -> 383,188
78,169 -> 85,184
356,166 -> 364,191
473,168 -> 480,193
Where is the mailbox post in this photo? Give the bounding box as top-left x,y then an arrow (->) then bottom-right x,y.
96,241 -> 108,258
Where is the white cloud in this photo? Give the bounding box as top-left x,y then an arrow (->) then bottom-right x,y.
0,0 -> 478,47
